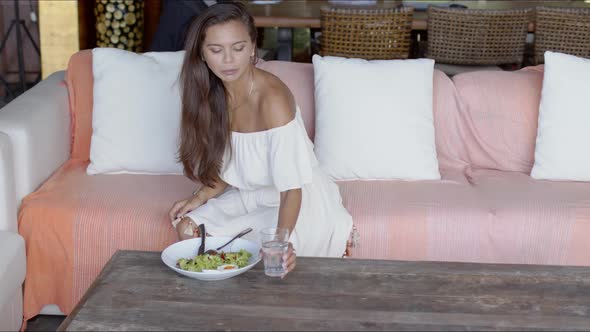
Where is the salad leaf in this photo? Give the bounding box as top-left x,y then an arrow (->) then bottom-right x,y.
177,249 -> 252,272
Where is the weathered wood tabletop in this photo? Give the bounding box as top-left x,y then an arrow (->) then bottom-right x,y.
58,250 -> 590,331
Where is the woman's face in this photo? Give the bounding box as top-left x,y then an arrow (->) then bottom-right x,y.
201,20 -> 255,83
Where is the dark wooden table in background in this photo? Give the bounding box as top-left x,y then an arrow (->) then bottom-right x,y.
244,0 -> 590,28
58,250 -> 590,331
242,0 -> 590,61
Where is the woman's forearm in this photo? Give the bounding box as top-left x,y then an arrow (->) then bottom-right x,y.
277,188 -> 302,235
193,179 -> 228,205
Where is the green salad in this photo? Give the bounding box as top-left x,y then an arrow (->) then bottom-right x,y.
176,249 -> 252,272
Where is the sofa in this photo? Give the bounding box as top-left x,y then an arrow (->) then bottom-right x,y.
1,49 -> 590,321
0,132 -> 26,331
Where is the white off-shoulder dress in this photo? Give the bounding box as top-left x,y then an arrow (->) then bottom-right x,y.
185,107 -> 353,257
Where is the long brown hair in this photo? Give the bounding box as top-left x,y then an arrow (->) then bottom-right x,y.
178,2 -> 257,187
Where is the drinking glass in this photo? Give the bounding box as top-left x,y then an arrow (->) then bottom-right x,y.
260,227 -> 289,277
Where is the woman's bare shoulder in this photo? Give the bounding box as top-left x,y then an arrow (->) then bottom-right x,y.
255,69 -> 296,130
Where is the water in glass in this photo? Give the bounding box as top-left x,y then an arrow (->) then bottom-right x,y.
262,240 -> 288,277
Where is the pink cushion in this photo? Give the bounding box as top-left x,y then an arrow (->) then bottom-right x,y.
431,70 -> 469,172
340,168 -> 590,266
339,170 -> 486,262
465,168 -> 590,266
452,66 -> 544,173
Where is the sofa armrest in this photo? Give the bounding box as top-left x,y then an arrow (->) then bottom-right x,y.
0,133 -> 16,232
0,71 -> 70,211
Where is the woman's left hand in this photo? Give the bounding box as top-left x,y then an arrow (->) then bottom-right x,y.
281,242 -> 296,279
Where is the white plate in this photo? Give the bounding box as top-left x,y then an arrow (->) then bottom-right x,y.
161,237 -> 261,281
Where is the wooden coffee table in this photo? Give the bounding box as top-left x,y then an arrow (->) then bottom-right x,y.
58,250 -> 590,331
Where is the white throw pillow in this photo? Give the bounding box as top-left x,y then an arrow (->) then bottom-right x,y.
88,48 -> 185,175
312,55 -> 440,180
531,51 -> 590,181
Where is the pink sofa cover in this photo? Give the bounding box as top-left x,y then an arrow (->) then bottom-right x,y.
17,51 -> 590,320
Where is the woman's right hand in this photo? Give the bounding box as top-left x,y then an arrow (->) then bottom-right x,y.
168,194 -> 204,222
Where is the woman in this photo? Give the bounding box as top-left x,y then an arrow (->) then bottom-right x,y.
168,2 -> 353,277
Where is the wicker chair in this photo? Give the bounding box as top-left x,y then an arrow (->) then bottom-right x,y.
534,7 -> 590,64
319,6 -> 414,60
426,6 -> 532,75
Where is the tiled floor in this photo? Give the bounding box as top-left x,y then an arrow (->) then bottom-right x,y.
26,315 -> 66,332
